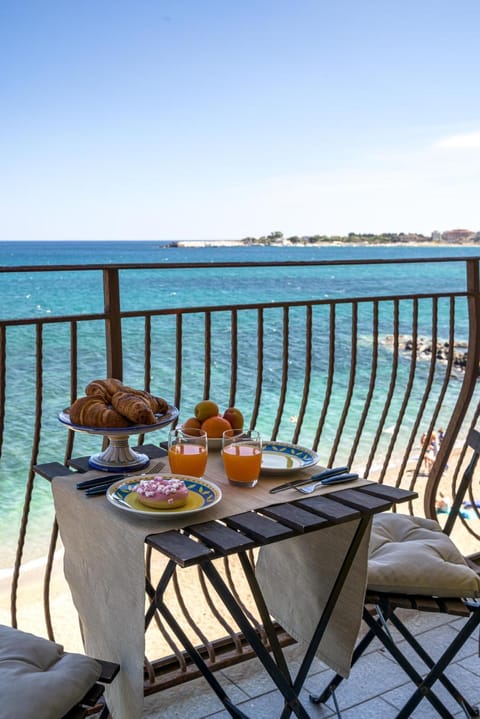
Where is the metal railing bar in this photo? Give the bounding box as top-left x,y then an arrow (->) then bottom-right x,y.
0,325 -> 5,456
144,315 -> 152,391
292,305 -> 313,445
0,289 -> 470,331
401,298 -> 438,485
12,324 -> 44,626
174,314 -> 183,414
107,290 -> 471,319
229,310 -> 238,408
348,301 -> 380,469
136,316 -> 153,447
65,321 -> 78,463
171,571 -> 215,663
2,255 -> 480,275
197,565 -> 244,654
271,307 -> 290,441
364,299 -> 401,477
330,302 -> 359,464
404,298 -> 454,495
204,311 -> 212,400
424,259 -> 480,517
43,520 -> 59,640
313,304 -> 336,453
377,299 -> 420,484
222,556 -> 263,638
250,308 -> 263,431
103,267 -> 122,380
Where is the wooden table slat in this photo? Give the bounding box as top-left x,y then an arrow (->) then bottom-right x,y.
186,521 -> 256,554
225,511 -> 294,543
259,502 -> 330,532
146,530 -> 213,567
357,484 -> 418,503
331,488 -> 393,512
33,462 -> 76,481
295,495 -> 361,521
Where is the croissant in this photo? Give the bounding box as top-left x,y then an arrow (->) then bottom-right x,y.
85,379 -> 168,415
121,385 -> 169,415
69,396 -> 130,428
85,378 -> 124,401
111,391 -> 156,425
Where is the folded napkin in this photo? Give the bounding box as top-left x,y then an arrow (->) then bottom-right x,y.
256,518 -> 371,677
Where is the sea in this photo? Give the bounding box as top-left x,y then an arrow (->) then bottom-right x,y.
2,240 -> 480,572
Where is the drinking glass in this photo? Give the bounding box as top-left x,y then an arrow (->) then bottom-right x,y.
168,427 -> 208,477
222,429 -> 262,487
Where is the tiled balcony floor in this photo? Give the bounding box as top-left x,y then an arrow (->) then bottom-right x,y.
141,610 -> 480,718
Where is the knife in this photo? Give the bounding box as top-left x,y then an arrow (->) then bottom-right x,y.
85,481 -> 128,497
76,473 -> 128,490
318,472 -> 359,485
269,466 -> 350,494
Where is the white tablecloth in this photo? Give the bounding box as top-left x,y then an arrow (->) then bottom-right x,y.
53,456 -> 370,719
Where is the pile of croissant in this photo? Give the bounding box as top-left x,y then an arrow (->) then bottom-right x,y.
68,378 -> 169,428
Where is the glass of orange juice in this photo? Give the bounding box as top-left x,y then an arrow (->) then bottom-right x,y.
222,429 -> 262,487
168,427 -> 208,477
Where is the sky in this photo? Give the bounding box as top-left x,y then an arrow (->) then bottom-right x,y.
1,0 -> 479,241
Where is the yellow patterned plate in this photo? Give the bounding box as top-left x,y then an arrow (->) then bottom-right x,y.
106,473 -> 222,518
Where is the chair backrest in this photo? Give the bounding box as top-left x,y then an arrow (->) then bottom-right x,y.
442,427 -> 480,537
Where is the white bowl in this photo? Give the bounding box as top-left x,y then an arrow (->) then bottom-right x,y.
207,438 -> 223,451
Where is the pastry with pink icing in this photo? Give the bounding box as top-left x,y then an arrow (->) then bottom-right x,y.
134,476 -> 189,509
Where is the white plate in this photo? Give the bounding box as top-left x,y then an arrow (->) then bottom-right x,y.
261,442 -> 320,474
106,473 -> 222,518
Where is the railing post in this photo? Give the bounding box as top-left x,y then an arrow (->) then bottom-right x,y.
103,268 -> 123,380
424,258 -> 480,518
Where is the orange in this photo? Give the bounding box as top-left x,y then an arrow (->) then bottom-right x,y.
201,415 -> 232,438
182,416 -> 202,430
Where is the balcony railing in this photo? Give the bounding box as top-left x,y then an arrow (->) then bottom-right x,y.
2,256 -> 480,692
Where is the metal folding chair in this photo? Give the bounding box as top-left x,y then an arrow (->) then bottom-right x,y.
310,428 -> 480,719
0,624 -> 119,719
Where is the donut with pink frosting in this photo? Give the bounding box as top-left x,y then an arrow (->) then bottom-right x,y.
134,476 -> 189,509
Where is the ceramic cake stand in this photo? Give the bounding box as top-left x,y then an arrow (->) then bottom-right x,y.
58,405 -> 178,472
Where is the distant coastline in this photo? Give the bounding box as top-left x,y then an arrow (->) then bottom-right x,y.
171,229 -> 480,249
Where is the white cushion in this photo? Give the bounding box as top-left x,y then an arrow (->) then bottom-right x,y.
368,513 -> 480,597
0,625 -> 102,719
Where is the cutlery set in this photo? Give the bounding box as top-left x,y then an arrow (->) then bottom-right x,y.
76,459 -> 357,498
76,460 -> 166,496
269,466 -> 359,494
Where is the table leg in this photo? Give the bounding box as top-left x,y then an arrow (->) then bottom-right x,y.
201,560 -> 312,719
279,515 -> 371,719
145,560 -> 250,718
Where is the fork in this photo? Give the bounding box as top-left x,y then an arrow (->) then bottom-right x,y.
84,460 -> 167,496
295,472 -> 359,494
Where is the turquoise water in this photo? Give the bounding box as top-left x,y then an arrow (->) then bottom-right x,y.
1,241 -> 479,569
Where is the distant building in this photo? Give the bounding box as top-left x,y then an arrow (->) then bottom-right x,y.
442,229 -> 475,243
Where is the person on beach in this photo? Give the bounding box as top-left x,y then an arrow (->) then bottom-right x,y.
421,431 -> 437,472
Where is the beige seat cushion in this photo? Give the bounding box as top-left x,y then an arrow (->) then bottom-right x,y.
368,513 -> 480,597
0,625 -> 102,719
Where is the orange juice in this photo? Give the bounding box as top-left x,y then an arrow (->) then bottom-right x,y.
222,444 -> 261,483
168,444 -> 207,477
